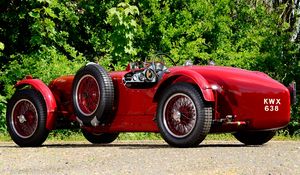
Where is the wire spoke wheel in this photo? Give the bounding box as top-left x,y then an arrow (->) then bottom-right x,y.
75,75 -> 100,116
163,93 -> 196,138
157,83 -> 212,147
12,99 -> 38,139
6,89 -> 49,147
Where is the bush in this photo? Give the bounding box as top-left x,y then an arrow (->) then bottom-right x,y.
0,46 -> 85,97
288,101 -> 300,136
0,95 -> 6,133
0,0 -> 299,136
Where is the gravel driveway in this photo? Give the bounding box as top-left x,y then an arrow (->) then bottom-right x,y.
0,140 -> 299,175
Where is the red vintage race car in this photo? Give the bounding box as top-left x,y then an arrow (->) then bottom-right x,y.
6,54 -> 293,147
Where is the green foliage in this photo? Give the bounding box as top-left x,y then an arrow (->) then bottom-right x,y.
106,2 -> 140,69
288,101 -> 300,136
0,42 -> 3,57
0,0 -> 299,136
0,42 -> 4,51
0,95 -> 6,133
27,0 -> 81,58
0,46 -> 84,97
134,0 -> 298,75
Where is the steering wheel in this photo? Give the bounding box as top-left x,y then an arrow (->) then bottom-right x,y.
142,53 -> 176,82
146,53 -> 176,73
153,52 -> 178,66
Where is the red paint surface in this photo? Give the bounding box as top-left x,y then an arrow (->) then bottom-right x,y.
15,79 -> 57,130
19,65 -> 290,133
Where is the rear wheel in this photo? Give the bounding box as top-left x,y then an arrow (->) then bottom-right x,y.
82,129 -> 119,144
6,89 -> 49,147
157,83 -> 212,147
233,130 -> 276,145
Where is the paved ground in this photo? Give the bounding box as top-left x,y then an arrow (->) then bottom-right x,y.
0,140 -> 299,175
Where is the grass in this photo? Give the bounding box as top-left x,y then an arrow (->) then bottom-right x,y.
273,134 -> 300,141
1,131 -> 300,142
0,133 -> 11,141
118,132 -> 162,140
48,131 -> 85,141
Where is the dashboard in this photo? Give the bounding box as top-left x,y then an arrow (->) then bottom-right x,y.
123,62 -> 166,88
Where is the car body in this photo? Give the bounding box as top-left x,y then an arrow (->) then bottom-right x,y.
6,55 -> 293,147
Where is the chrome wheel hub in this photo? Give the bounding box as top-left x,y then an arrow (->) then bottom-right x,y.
173,110 -> 181,122
17,115 -> 26,124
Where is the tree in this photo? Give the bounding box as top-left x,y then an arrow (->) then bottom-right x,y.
0,0 -> 299,135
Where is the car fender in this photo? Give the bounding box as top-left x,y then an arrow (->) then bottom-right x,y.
156,69 -> 215,102
15,78 -> 57,130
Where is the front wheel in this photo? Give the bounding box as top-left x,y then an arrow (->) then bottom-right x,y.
6,89 -> 49,147
82,129 -> 119,144
157,83 -> 212,147
233,130 -> 276,145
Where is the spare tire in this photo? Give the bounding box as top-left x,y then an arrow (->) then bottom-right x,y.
72,63 -> 114,126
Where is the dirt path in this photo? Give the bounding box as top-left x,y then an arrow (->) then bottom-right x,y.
0,140 -> 299,175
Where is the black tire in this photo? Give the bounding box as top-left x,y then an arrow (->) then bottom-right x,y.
72,63 -> 114,126
82,129 -> 119,144
233,130 -> 276,145
6,89 -> 49,147
157,83 -> 212,147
